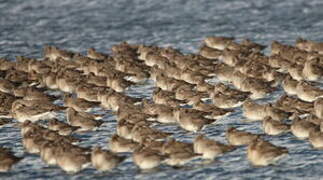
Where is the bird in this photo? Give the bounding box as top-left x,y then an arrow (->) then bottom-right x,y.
309,128 -> 323,149
192,100 -> 233,119
87,48 -> 109,60
173,107 -> 215,132
262,117 -> 290,136
66,108 -> 103,131
199,45 -> 222,59
0,147 -> 23,172
161,138 -> 201,167
0,78 -> 16,94
63,93 -> 99,112
152,88 -> 186,108
132,145 -> 167,170
13,86 -> 57,102
142,100 -> 177,124
211,91 -> 245,109
282,75 -> 298,95
47,118 -> 80,136
40,140 -> 59,165
204,36 -> 235,50
194,134 -> 235,160
247,138 -> 288,166
291,116 -> 318,139
265,104 -> 292,121
54,145 -> 91,174
91,146 -> 126,171
11,99 -> 62,122
130,124 -> 172,143
226,127 -> 260,146
296,81 -> 323,102
314,97 -> 323,119
108,134 -> 139,153
242,99 -> 267,121
0,92 -> 16,118
302,58 -> 323,81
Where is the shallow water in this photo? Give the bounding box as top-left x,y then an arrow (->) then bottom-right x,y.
1,0 -> 323,179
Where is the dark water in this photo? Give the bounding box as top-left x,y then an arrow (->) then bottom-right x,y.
1,0 -> 323,179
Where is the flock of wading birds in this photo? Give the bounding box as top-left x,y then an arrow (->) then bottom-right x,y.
1,37 -> 323,174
